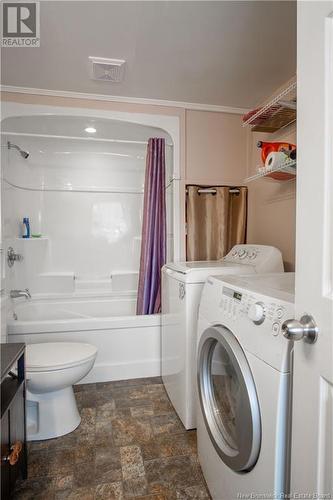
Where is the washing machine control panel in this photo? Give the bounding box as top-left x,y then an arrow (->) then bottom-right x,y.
223,245 -> 284,274
220,287 -> 287,336
225,245 -> 259,263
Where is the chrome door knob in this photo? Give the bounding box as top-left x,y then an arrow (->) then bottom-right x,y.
282,314 -> 318,344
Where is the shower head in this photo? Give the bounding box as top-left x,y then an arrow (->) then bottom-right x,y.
20,149 -> 30,159
7,141 -> 29,159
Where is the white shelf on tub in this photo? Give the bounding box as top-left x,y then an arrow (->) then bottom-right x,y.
16,237 -> 48,241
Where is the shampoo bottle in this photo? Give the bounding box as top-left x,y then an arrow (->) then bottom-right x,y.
22,217 -> 30,238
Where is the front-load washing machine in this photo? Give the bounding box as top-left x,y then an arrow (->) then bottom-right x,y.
196,273 -> 295,499
161,245 -> 284,430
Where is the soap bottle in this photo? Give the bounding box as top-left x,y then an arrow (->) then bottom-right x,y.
22,217 -> 30,239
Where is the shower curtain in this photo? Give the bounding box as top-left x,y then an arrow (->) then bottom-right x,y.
137,138 -> 166,315
186,185 -> 247,261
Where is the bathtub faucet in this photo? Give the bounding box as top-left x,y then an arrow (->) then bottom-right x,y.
10,289 -> 31,300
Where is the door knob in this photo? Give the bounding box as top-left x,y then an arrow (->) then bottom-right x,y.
282,314 -> 318,344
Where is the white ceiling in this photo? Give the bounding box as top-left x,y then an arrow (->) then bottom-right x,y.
1,1 -> 297,108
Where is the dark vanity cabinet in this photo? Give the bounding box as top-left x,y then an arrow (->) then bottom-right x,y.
1,344 -> 27,499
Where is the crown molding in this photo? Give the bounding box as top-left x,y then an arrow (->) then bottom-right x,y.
0,85 -> 249,115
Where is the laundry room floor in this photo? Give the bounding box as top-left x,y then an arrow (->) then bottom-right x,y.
14,377 -> 211,500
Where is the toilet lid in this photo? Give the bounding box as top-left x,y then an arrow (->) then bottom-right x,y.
26,342 -> 97,371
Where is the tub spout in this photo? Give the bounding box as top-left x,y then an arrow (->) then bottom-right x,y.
10,289 -> 31,300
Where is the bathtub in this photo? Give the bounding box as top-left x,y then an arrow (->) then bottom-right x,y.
7,293 -> 161,383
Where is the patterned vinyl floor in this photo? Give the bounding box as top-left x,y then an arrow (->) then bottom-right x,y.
14,377 -> 211,500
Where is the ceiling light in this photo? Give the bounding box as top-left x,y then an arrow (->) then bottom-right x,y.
85,127 -> 96,134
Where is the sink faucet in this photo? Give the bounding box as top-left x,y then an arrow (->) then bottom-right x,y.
10,289 -> 31,300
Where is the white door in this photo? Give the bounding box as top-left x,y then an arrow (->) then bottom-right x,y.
289,1 -> 333,495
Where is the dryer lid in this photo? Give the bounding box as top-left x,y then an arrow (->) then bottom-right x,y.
163,261 -> 255,283
26,342 -> 97,371
163,244 -> 284,282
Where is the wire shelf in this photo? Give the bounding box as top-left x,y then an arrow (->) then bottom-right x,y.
242,81 -> 297,133
245,159 -> 296,183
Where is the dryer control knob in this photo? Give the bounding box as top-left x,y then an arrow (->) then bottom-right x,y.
238,249 -> 247,259
248,302 -> 265,325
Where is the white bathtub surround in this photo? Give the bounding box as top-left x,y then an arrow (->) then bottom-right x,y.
2,114 -> 176,293
75,271 -> 139,293
26,342 -> 97,441
8,293 -> 161,382
2,106 -> 181,385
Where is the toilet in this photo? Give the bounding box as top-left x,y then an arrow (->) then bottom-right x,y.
25,342 -> 97,441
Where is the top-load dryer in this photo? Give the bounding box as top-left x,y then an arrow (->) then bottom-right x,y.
161,244 -> 284,429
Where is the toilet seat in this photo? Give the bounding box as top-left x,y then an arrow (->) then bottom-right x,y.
26,342 -> 98,372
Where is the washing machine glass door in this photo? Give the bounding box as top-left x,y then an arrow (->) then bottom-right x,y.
198,325 -> 261,472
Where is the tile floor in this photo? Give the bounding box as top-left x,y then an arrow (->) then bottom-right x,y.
14,377 -> 211,500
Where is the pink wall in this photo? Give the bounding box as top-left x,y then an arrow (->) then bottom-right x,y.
185,110 -> 247,186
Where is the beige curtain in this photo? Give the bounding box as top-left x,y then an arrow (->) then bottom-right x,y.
186,185 -> 247,261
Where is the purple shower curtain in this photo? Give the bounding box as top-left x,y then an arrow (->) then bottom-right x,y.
136,138 -> 166,315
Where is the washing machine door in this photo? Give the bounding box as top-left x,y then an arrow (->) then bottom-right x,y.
197,325 -> 261,472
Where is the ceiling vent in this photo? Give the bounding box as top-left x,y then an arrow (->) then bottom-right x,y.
89,57 -> 126,83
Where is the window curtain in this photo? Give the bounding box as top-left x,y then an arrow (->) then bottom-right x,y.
186,185 -> 247,261
137,138 -> 166,315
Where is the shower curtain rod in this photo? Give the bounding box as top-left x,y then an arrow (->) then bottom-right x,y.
1,131 -> 174,147
186,187 -> 240,195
